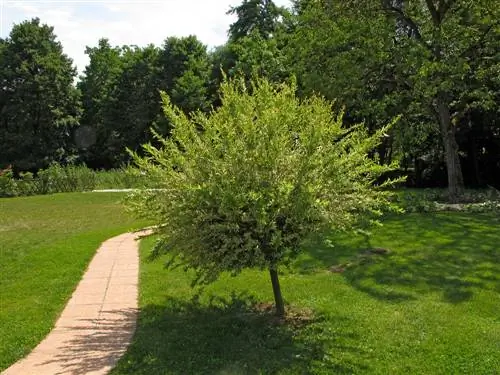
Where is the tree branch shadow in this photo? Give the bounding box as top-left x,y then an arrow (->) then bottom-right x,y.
111,292 -> 368,374
295,213 -> 500,304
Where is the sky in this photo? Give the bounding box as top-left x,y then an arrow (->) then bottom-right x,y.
0,0 -> 292,74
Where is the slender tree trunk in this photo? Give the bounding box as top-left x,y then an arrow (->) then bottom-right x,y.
436,97 -> 464,202
269,267 -> 285,317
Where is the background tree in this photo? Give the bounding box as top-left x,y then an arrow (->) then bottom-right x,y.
126,77 -> 400,316
289,0 -> 500,200
99,45 -> 161,167
209,0 -> 291,102
0,18 -> 80,172
156,36 -> 211,115
77,38 -> 124,168
227,0 -> 285,41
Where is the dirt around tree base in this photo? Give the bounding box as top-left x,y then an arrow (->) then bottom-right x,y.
252,302 -> 316,328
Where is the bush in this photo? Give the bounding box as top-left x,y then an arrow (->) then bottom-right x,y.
395,188 -> 500,213
0,166 -> 18,197
36,164 -> 97,194
126,77 -> 402,316
94,165 -> 158,189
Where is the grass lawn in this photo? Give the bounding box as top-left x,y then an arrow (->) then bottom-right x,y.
0,192 -> 147,371
113,212 -> 500,375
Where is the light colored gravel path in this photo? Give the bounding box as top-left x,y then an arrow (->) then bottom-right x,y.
2,230 -> 151,375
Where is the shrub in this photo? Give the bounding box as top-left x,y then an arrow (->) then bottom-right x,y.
126,77 -> 402,316
0,165 -> 18,197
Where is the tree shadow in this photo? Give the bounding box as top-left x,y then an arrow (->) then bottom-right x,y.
295,213 -> 500,304
112,292 -> 368,374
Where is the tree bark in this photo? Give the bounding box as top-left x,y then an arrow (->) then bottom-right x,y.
436,97 -> 464,202
269,267 -> 285,317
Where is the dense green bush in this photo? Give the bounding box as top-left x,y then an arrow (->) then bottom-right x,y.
0,166 -> 18,197
94,165 -> 159,189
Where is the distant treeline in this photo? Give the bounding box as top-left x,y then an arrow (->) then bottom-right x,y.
0,0 -> 499,198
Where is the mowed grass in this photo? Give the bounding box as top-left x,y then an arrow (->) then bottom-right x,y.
0,192 -> 147,371
113,212 -> 500,375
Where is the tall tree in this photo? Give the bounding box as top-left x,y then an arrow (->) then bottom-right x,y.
100,45 -> 161,167
0,18 -> 80,171
209,0 -> 292,101
228,0 -> 286,41
291,0 -> 500,201
156,36 -> 211,115
77,38 -> 124,168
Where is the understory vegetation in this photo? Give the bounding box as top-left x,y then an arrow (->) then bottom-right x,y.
0,164 -> 157,197
1,0 -> 499,373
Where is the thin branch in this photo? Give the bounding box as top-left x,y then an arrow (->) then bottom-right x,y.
382,5 -> 434,53
438,0 -> 456,22
425,0 -> 440,26
459,22 -> 498,60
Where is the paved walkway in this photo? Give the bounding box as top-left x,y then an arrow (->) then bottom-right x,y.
2,230 -> 150,375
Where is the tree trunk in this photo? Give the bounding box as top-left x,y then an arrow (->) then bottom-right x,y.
269,267 -> 285,317
436,97 -> 464,202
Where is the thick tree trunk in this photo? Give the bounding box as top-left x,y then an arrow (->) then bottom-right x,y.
269,267 -> 285,317
436,98 -> 464,202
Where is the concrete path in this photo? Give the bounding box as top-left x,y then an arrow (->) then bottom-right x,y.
2,230 -> 150,375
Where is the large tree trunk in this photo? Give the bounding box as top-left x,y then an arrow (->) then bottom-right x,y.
436,97 -> 464,202
269,267 -> 285,317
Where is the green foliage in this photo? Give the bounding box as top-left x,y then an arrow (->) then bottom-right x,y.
229,30 -> 289,83
77,38 -> 124,167
227,0 -> 286,42
0,166 -> 17,197
395,188 -> 500,213
94,165 -> 160,190
0,164 -> 97,197
102,45 -> 162,166
157,36 -> 211,114
127,77 -> 401,288
0,18 -> 81,171
289,0 -> 500,198
77,36 -> 211,168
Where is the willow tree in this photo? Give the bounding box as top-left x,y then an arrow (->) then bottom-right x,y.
127,77 -> 400,316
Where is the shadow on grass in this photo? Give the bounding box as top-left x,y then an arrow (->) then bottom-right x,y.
112,293 -> 367,374
296,213 -> 500,304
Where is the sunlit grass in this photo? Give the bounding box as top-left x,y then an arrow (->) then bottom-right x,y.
0,192 -> 147,371
113,212 -> 500,374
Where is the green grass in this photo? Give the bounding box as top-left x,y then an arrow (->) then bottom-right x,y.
113,212 -> 500,374
0,192 -> 147,371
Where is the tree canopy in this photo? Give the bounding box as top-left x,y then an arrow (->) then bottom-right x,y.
0,18 -> 80,171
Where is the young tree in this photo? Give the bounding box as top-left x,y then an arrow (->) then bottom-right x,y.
127,77 -> 400,316
0,18 -> 80,171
